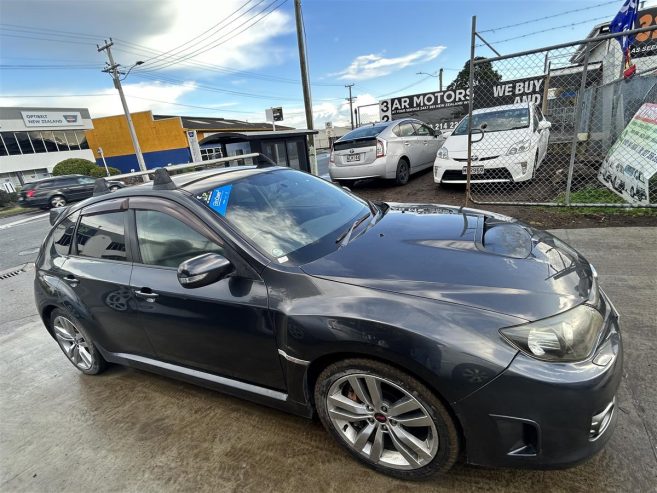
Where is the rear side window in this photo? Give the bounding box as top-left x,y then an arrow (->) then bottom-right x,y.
51,211 -> 80,256
75,212 -> 127,261
135,210 -> 223,268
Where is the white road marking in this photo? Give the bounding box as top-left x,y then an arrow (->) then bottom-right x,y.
0,213 -> 49,230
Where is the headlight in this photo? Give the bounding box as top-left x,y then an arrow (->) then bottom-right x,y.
507,139 -> 530,155
437,146 -> 449,159
500,304 -> 604,362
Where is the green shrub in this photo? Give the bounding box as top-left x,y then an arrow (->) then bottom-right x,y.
89,166 -> 121,177
0,190 -> 18,208
52,158 -> 97,176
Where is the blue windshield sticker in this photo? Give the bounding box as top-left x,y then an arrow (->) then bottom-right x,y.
207,185 -> 233,216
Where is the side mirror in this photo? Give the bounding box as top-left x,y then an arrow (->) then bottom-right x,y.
442,130 -> 453,138
177,253 -> 233,289
538,120 -> 552,130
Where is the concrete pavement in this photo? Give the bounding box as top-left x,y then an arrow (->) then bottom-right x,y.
0,227 -> 655,492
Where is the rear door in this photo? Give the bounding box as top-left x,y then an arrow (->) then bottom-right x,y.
127,197 -> 285,390
61,199 -> 154,356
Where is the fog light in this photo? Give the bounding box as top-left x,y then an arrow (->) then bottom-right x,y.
590,397 -> 615,441
520,162 -> 528,174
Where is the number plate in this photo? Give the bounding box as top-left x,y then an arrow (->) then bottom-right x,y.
462,166 -> 484,175
346,154 -> 361,162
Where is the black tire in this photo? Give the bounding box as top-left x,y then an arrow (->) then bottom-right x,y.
50,308 -> 107,375
49,195 -> 67,209
395,159 -> 410,186
314,358 -> 460,480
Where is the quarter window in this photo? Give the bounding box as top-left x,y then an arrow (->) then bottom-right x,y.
135,210 -> 223,268
52,211 -> 80,256
75,212 -> 127,261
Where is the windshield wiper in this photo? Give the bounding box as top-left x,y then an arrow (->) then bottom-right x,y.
336,212 -> 371,246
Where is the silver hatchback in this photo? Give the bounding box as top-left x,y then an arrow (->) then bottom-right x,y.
329,119 -> 444,185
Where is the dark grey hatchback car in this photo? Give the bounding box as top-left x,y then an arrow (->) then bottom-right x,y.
34,164 -> 622,480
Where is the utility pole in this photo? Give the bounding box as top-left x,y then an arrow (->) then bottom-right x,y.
345,83 -> 355,130
294,0 -> 317,175
439,68 -> 443,91
97,39 -> 148,180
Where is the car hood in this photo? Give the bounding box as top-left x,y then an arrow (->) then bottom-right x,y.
443,128 -> 530,159
301,203 -> 595,321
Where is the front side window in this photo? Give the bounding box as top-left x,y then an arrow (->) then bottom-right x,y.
196,169 -> 371,263
77,176 -> 96,184
135,210 -> 223,268
75,212 -> 127,261
52,211 -> 80,256
393,123 -> 416,137
452,108 -> 530,136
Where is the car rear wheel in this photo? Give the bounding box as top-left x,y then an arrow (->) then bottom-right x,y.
315,358 -> 459,480
49,195 -> 67,208
395,159 -> 410,185
50,309 -> 107,375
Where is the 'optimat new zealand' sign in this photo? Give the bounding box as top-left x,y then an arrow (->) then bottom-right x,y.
21,111 -> 84,127
379,75 -> 545,131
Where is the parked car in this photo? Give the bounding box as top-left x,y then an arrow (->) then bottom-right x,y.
18,174 -> 125,209
36,164 -> 621,480
434,102 -> 551,184
329,119 -> 444,186
623,164 -> 648,201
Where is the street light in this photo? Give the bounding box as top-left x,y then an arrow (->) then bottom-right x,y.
119,60 -> 144,81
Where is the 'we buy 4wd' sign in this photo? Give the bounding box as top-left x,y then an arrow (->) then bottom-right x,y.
379,75 -> 545,131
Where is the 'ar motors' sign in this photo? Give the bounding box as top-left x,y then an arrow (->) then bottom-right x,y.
21,111 -> 84,127
379,75 -> 545,130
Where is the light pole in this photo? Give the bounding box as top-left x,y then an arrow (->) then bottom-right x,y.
98,39 -> 148,181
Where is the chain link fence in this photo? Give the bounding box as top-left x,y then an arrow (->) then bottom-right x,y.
460,26 -> 657,208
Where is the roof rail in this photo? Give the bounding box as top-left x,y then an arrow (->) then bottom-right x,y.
92,152 -> 282,195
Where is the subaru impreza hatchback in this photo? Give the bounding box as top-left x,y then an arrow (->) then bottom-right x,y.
36,163 -> 621,480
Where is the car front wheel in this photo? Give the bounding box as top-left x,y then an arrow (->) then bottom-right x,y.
314,358 -> 459,480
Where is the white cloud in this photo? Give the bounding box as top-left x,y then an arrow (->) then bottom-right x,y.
333,46 -> 446,81
281,93 -> 380,129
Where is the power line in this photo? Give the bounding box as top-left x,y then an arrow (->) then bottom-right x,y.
477,15 -> 612,47
377,75 -> 434,98
479,0 -> 618,33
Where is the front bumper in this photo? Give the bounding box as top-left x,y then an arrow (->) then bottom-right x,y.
328,157 -> 392,181
434,150 -> 534,184
454,294 -> 622,469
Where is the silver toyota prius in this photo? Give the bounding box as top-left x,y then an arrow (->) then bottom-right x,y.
329,119 -> 444,186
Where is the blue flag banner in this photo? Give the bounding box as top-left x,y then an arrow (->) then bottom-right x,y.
610,0 -> 639,51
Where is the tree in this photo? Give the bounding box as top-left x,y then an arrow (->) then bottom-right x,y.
447,57 -> 502,91
52,158 -> 97,176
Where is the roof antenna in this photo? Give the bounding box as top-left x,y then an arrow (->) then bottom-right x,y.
152,168 -> 177,190
93,178 -> 110,196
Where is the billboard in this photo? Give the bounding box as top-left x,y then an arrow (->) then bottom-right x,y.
21,111 -> 84,127
630,7 -> 657,59
598,102 -> 657,205
379,75 -> 545,131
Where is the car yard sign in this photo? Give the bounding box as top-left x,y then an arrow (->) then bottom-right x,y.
379,75 -> 546,131
20,111 -> 84,127
598,102 -> 657,205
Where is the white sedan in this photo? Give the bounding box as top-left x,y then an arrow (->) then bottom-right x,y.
434,102 -> 551,184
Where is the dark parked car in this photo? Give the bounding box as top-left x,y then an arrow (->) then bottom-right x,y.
18,174 -> 125,209
35,165 -> 621,480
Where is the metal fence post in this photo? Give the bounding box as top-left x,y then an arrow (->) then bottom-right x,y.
564,42 -> 590,206
465,15 -> 477,207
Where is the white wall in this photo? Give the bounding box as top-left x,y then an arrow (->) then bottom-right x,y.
0,149 -> 96,174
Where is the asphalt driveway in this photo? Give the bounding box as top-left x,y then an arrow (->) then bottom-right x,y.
0,227 -> 655,492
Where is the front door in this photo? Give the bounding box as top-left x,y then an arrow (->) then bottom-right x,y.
127,200 -> 285,390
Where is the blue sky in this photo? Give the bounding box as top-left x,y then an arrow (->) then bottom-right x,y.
0,0 -> 650,127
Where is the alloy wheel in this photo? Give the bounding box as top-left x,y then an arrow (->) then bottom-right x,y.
53,316 -> 94,370
50,196 -> 66,208
326,373 -> 438,470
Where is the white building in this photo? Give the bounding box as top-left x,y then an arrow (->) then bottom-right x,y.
0,107 -> 95,189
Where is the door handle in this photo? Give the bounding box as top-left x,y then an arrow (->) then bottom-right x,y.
134,288 -> 159,302
63,275 -> 79,286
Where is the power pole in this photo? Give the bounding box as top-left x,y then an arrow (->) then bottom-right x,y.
294,0 -> 317,175
345,83 -> 355,129
97,38 -> 148,180
439,68 -> 443,91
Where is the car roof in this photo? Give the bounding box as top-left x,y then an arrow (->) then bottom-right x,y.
472,102 -> 532,115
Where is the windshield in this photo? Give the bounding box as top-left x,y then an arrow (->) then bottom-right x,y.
339,124 -> 388,141
196,169 -> 371,264
452,108 -> 529,136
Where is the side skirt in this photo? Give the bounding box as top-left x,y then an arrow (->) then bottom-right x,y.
100,350 -> 313,418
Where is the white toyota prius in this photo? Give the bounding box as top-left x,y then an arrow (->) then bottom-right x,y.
433,102 -> 551,184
